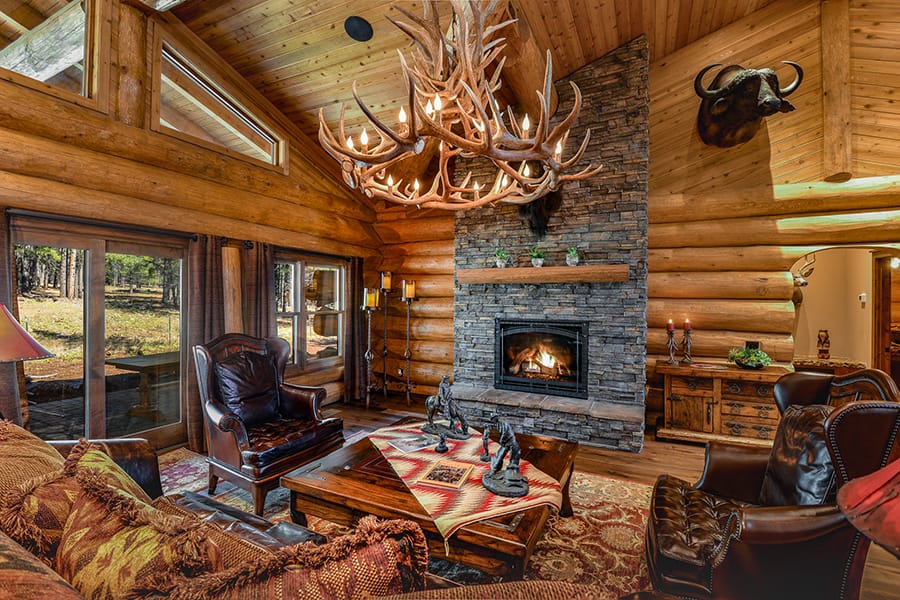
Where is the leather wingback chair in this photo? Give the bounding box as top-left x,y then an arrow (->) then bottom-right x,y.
646,368 -> 900,600
193,333 -> 344,515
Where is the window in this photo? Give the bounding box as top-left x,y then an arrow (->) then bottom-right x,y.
156,41 -> 283,167
275,254 -> 346,370
0,0 -> 107,105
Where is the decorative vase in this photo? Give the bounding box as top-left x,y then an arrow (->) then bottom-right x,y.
566,255 -> 579,266
496,258 -> 508,268
735,359 -> 765,370
531,257 -> 544,267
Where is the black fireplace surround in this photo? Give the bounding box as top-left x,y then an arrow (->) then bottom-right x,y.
494,318 -> 589,399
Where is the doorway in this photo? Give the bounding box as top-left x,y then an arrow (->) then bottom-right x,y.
872,252 -> 900,389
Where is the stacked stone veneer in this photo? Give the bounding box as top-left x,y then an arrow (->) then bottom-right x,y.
452,36 -> 649,451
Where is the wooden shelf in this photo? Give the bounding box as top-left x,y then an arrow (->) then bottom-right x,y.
456,264 -> 629,284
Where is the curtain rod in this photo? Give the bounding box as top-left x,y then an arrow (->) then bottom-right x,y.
7,208 -> 198,241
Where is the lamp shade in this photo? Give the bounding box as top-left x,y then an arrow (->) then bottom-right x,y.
837,457 -> 900,559
0,304 -> 53,363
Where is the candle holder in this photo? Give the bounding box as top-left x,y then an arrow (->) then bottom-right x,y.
401,280 -> 417,405
681,328 -> 693,364
666,329 -> 679,365
380,272 -> 392,402
362,288 -> 379,409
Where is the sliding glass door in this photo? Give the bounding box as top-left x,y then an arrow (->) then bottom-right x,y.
13,216 -> 188,448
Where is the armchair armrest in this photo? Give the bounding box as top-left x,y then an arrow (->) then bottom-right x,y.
48,438 -> 163,499
279,382 -> 326,421
204,399 -> 250,449
695,442 -> 771,503
738,504 -> 847,544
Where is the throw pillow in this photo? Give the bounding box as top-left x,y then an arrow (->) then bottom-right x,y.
0,529 -> 82,599
55,469 -> 220,599
758,404 -> 837,506
214,351 -> 279,426
132,516 -> 428,599
0,420 -> 64,500
1,440 -> 154,564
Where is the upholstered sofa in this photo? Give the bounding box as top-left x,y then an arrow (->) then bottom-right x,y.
0,419 -> 427,599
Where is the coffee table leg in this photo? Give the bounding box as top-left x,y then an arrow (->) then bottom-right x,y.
289,495 -> 309,527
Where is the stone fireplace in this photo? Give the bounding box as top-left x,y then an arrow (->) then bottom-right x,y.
494,318 -> 589,399
450,36 -> 649,451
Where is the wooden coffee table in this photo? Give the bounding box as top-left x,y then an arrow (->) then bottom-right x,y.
281,419 -> 578,578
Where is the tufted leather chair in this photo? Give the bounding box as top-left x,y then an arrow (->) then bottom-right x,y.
645,368 -> 900,600
193,333 -> 344,516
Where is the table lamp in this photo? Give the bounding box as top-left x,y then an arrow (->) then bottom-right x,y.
837,457 -> 900,559
0,303 -> 53,422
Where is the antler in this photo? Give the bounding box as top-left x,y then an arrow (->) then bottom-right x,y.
317,0 -> 601,210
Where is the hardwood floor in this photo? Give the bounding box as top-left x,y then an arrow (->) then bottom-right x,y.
324,396 -> 899,600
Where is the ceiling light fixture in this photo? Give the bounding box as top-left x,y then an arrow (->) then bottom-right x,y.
318,0 -> 601,210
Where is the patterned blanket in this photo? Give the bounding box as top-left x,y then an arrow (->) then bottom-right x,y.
367,420 -> 563,539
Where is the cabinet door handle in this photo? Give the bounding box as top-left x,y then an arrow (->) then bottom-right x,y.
707,403 -> 712,425
670,394 -> 682,402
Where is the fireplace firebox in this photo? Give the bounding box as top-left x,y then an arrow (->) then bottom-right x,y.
494,318 -> 588,398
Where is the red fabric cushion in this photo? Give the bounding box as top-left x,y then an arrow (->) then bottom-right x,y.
837,457 -> 900,558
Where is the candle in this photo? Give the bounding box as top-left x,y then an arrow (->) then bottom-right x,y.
684,319 -> 692,331
402,280 -> 416,301
363,288 -> 378,309
667,319 -> 675,331
381,271 -> 392,291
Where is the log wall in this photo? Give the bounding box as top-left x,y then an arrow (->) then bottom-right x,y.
646,0 -> 900,403
1,2 -> 379,406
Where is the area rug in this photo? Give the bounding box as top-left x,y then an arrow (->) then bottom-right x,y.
158,445 -> 652,598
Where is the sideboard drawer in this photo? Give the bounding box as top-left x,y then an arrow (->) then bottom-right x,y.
671,376 -> 714,395
722,379 -> 774,400
721,399 -> 779,421
720,415 -> 778,442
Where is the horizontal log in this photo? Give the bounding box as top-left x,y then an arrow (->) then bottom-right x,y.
648,245 -> 837,272
649,175 -> 900,223
286,366 -> 343,388
384,339 -> 454,364
385,317 -> 453,341
374,216 -> 455,243
650,209 -> 900,248
647,330 -> 795,362
0,170 -> 377,257
380,254 -> 454,275
384,297 -> 454,319
0,126 -> 381,248
320,382 -> 345,405
648,272 -> 794,300
647,299 -> 795,334
385,357 -> 453,387
382,240 -> 454,257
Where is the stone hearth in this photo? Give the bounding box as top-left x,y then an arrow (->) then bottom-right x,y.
451,36 -> 649,451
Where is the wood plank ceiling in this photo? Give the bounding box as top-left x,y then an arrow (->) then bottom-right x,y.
171,0 -> 779,143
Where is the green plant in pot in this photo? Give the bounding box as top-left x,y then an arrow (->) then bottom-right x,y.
494,247 -> 509,267
728,347 -> 772,369
529,245 -> 545,267
566,246 -> 579,266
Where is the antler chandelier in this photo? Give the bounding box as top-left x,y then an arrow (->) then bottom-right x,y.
318,0 -> 601,211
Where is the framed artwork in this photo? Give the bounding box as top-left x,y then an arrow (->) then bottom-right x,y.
416,460 -> 473,489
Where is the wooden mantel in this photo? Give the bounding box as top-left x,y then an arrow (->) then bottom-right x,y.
456,264 -> 629,284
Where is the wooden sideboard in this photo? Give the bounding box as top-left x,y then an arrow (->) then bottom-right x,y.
655,362 -> 791,446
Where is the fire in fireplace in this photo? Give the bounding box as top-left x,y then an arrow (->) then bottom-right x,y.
495,318 -> 588,398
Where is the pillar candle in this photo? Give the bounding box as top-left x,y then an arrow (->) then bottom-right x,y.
363,288 -> 378,309
667,319 -> 675,331
684,319 -> 691,331
381,271 -> 392,290
402,279 -> 416,301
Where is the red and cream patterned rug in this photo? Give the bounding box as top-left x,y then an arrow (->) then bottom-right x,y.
159,444 -> 652,598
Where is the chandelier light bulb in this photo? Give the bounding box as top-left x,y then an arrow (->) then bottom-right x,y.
425,99 -> 434,116
433,93 -> 442,111
522,114 -> 530,132
398,106 -> 407,123
360,128 -> 368,146
387,174 -> 394,186
346,136 -> 354,150
413,179 -> 420,192
523,163 -> 531,177
555,140 -> 562,155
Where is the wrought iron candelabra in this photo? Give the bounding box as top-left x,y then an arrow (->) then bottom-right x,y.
362,288 -> 378,409
401,280 -> 417,405
682,327 -> 693,364
380,272 -> 392,401
666,326 -> 679,365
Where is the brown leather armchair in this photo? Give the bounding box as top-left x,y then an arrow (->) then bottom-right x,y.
645,368 -> 900,600
193,333 -> 344,516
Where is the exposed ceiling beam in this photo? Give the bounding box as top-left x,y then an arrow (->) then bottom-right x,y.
130,0 -> 189,11
0,0 -> 83,83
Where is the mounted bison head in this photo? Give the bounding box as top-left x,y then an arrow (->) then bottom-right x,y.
694,61 -> 803,147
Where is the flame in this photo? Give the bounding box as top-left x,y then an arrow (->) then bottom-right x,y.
536,349 -> 556,369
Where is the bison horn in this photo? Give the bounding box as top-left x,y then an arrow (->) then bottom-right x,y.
779,61 -> 804,96
694,63 -> 724,99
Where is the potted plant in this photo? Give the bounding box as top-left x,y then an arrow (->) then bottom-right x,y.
566,246 -> 579,266
494,247 -> 509,268
727,347 -> 773,370
529,246 -> 545,267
